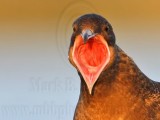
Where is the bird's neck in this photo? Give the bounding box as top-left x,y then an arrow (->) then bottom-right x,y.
79,46 -> 147,100
74,46 -> 153,120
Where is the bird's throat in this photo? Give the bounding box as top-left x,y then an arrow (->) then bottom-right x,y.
72,35 -> 110,94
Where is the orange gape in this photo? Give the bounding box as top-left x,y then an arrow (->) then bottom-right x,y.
77,37 -> 107,67
72,35 -> 110,93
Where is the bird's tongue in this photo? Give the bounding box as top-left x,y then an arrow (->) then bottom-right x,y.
72,35 -> 110,94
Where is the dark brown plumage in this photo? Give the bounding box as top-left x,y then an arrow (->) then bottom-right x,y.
68,14 -> 160,120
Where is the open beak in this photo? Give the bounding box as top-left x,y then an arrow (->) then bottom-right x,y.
71,30 -> 110,94
81,29 -> 97,43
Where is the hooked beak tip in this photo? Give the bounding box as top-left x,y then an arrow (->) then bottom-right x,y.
81,29 -> 97,43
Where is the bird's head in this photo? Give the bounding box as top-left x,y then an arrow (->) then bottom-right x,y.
68,14 -> 116,94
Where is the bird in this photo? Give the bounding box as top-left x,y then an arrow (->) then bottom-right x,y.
68,14 -> 160,120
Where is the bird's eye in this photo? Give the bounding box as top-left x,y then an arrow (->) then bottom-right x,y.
105,26 -> 109,32
73,27 -> 76,32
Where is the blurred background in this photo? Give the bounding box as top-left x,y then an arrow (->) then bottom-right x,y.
0,0 -> 160,120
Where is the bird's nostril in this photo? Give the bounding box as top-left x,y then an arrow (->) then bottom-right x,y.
81,29 -> 97,43
82,29 -> 92,35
